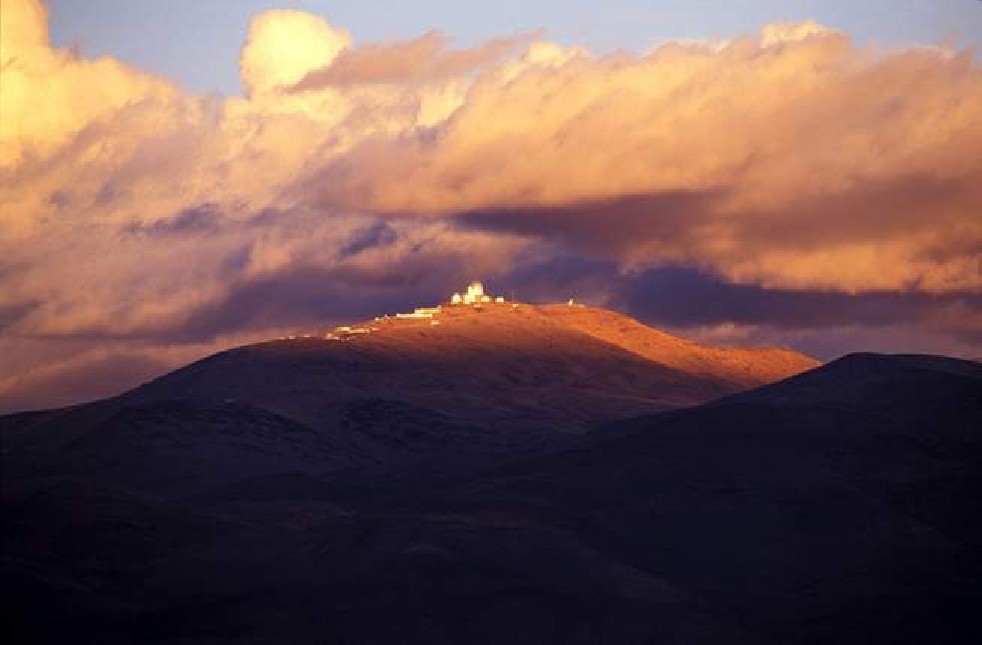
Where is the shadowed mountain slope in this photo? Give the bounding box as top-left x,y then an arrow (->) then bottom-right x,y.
1,304 -> 817,497
1,303 -> 817,513
421,353 -> 982,643
4,323 -> 977,643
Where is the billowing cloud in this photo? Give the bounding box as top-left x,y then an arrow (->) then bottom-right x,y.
240,9 -> 351,97
0,0 -> 178,167
0,0 -> 979,412
301,27 -> 982,294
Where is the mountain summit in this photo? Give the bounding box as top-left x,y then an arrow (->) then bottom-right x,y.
0,299 -> 817,495
123,300 -> 818,435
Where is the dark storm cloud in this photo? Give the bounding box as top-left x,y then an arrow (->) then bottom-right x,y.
175,267 -> 425,341
123,203 -> 226,237
0,301 -> 39,332
338,220 -> 398,259
457,191 -> 723,255
615,267 -> 982,339
495,251 -> 620,304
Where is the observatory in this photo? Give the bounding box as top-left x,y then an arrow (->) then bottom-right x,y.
451,281 -> 505,305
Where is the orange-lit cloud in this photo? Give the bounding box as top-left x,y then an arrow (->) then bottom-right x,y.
291,30 -> 536,90
5,1 -> 978,293
303,28 -> 981,294
0,0 -> 979,411
240,10 -> 351,97
0,0 -> 179,167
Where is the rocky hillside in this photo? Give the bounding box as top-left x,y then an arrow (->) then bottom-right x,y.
121,302 -> 818,435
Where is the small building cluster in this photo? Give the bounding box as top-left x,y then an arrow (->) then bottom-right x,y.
321,280 -> 507,341
450,281 -> 505,305
396,306 -> 442,319
325,325 -> 375,340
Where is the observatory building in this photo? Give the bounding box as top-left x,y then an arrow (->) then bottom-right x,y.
451,281 -> 505,305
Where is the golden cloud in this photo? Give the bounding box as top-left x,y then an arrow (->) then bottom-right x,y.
1,0 -> 979,317
240,9 -> 351,97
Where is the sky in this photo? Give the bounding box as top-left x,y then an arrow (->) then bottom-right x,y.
1,0 -> 980,412
48,1 -> 982,96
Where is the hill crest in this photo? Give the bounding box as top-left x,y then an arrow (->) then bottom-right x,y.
123,301 -> 817,434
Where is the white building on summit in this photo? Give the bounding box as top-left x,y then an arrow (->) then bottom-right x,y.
451,281 -> 505,305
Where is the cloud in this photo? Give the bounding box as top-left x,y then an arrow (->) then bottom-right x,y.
337,220 -> 398,259
614,266 -> 981,335
0,331 -> 292,413
300,30 -> 982,294
0,345 -> 173,412
760,19 -> 840,46
0,0 -> 979,411
240,9 -> 351,97
291,30 -> 536,90
0,0 -> 178,168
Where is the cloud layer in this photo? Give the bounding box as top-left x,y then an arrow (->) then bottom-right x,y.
1,0 -> 979,411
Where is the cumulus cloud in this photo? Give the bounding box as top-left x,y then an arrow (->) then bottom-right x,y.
240,9 -> 351,97
0,0 -> 979,411
302,29 -> 982,294
0,0 -> 178,168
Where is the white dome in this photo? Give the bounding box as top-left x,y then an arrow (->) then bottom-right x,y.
466,281 -> 484,297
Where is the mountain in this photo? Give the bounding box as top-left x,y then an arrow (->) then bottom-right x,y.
535,304 -> 814,389
126,302 -> 817,432
431,353 -> 982,643
4,303 -> 978,643
1,302 -> 816,496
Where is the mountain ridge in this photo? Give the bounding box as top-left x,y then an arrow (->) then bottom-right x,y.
3,349 -> 979,644
116,302 -> 818,435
